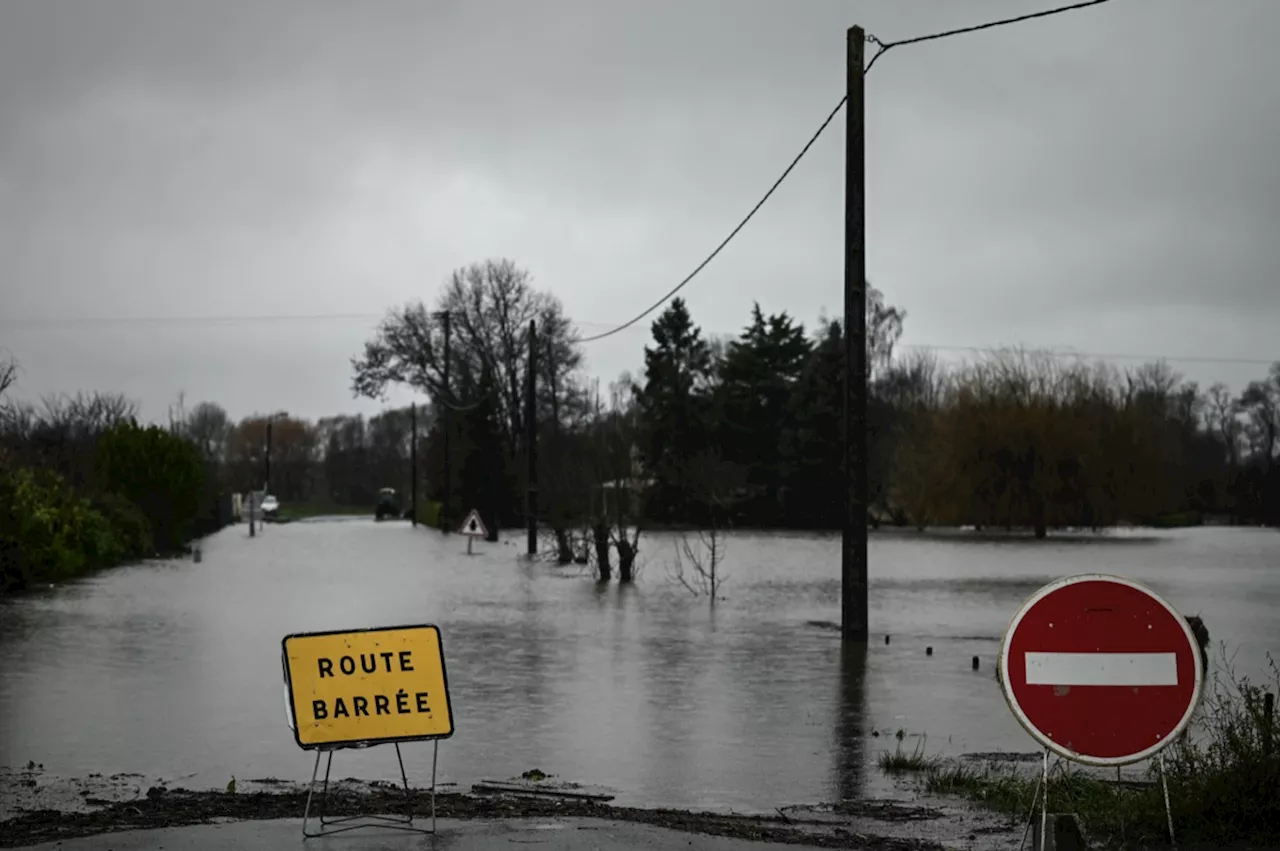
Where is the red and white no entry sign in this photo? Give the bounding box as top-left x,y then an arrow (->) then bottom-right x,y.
998,574 -> 1204,766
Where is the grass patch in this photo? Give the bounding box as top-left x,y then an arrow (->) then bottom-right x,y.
923,648 -> 1280,848
877,732 -> 942,774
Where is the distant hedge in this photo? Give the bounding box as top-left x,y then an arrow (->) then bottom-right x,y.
96,422 -> 205,552
1,422 -> 208,594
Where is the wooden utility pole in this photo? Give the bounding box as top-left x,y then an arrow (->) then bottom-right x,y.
439,310 -> 452,533
410,402 -> 418,527
526,320 -> 538,556
842,25 -> 870,643
260,417 -> 272,535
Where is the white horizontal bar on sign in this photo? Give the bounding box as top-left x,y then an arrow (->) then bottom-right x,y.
1024,652 -> 1179,687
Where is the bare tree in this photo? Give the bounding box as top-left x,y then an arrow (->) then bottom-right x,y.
167,391 -> 188,436
866,283 -> 906,385
186,402 -> 232,465
1239,363 -> 1280,469
668,448 -> 739,603
1206,382 -> 1244,466
351,258 -> 583,460
604,375 -> 646,582
578,375 -> 646,582
671,523 -> 728,602
0,352 -> 17,401
36,391 -> 137,438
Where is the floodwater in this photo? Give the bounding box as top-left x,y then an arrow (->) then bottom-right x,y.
1,520 -> 1277,813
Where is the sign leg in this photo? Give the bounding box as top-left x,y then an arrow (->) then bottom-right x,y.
1040,748 -> 1049,851
431,739 -> 439,833
395,743 -> 417,824
1013,767 -> 1044,849
302,749 -> 323,837
1159,752 -> 1177,849
301,745 -> 436,838
1017,770 -> 1042,851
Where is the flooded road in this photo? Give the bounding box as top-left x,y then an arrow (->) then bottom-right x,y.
1,520 -> 1277,813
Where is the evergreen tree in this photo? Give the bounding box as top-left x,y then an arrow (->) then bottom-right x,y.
780,319 -> 845,527
634,298 -> 714,521
716,304 -> 811,521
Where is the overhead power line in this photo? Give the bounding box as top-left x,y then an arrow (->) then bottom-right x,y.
863,0 -> 1115,74
571,98 -> 847,344
572,0 -> 1117,344
0,1 -> 1122,351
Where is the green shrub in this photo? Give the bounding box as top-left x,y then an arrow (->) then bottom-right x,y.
417,500 -> 442,529
91,492 -> 154,559
96,422 -> 204,551
0,467 -> 122,591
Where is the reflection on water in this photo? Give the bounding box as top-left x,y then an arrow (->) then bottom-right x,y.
0,521 -> 1277,812
834,642 -> 868,803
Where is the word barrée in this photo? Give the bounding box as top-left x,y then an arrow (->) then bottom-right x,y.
312,690 -> 431,720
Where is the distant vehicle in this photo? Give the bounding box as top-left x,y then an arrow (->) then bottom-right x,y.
376,488 -> 400,521
261,494 -> 279,521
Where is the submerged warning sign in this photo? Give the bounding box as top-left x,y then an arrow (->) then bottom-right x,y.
282,624 -> 454,749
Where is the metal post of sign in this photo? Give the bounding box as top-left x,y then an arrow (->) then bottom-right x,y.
1158,752 -> 1176,849
301,741 -> 439,838
1017,753 -> 1045,851
1039,748 -> 1049,851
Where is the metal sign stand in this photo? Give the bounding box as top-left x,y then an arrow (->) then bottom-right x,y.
999,575 -> 1196,851
1158,752 -> 1177,849
282,624 -> 455,842
301,740 -> 439,838
1014,748 -> 1051,851
1015,748 -> 1177,850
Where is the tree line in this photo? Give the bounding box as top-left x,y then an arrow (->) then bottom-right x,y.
3,256 -> 1276,588
349,258 -> 1280,550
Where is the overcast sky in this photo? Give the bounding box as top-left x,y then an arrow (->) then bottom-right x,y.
1,0 -> 1277,424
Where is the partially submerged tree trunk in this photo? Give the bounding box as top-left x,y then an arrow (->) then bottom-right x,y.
593,522 -> 611,581
554,527 -> 573,564
617,535 -> 636,583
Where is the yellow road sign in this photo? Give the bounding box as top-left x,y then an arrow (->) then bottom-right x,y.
282,624 -> 454,749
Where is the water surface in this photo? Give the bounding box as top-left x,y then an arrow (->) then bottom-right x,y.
1,520 -> 1276,812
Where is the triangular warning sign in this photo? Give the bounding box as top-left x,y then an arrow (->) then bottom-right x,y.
458,508 -> 488,538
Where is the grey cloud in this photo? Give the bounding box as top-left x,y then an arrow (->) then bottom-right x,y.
1,0 -> 1277,422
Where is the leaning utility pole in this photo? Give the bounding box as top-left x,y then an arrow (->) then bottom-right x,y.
843,25 -> 870,643
525,320 -> 538,556
410,402 -> 418,527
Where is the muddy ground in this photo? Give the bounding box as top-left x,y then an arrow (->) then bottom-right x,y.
0,767 -> 1025,850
